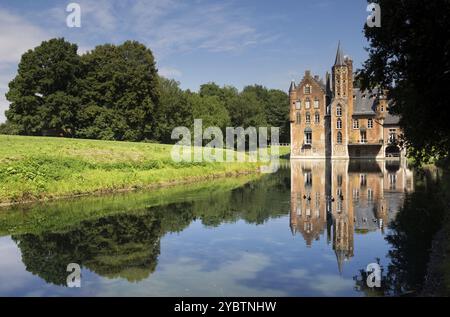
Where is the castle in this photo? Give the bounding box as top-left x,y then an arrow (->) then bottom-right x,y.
289,43 -> 403,159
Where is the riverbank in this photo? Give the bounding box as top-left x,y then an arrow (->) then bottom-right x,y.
0,135 -> 288,206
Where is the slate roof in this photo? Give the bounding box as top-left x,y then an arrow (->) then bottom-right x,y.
289,80 -> 296,92
353,88 -> 378,115
334,41 -> 345,66
384,112 -> 401,125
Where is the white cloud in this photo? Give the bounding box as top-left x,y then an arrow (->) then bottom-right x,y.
159,66 -> 182,79
127,0 -> 271,59
0,9 -> 51,123
0,10 -> 50,64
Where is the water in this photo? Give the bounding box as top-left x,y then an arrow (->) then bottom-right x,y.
0,159 -> 439,296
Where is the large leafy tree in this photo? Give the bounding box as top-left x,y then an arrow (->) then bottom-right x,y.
76,41 -> 160,141
153,77 -> 193,143
357,0 -> 450,164
5,38 -> 81,136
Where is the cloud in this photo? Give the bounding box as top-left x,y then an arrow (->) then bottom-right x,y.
0,9 -> 52,122
159,66 -> 183,79
126,0 -> 272,58
0,10 -> 50,64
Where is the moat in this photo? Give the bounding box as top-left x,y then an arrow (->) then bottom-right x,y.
0,159 -> 442,296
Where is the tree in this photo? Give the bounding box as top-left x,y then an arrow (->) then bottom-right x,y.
357,0 -> 450,164
0,121 -> 20,135
227,87 -> 267,128
188,93 -> 230,130
154,77 -> 193,143
266,89 -> 290,143
5,38 -> 81,136
76,41 -> 160,141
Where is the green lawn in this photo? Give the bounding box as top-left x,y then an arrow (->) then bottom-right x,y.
0,135 -> 289,205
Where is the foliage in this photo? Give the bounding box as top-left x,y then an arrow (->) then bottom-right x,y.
3,38 -> 290,143
357,0 -> 450,165
153,77 -> 193,143
5,38 -> 81,136
75,41 -> 159,141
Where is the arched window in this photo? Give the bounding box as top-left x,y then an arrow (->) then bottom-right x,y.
296,112 -> 301,125
337,118 -> 342,129
336,105 -> 342,117
314,98 -> 320,109
306,112 -> 311,124
314,112 -> 320,124
295,100 -> 301,110
305,98 -> 311,109
337,132 -> 343,144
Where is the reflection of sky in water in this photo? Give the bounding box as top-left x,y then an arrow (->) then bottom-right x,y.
0,215 -> 392,297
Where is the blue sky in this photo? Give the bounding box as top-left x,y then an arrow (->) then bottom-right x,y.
0,0 -> 371,123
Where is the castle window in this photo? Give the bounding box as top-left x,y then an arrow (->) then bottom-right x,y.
306,112 -> 311,124
305,132 -> 312,145
389,129 -> 397,143
360,131 -> 367,143
368,118 -> 373,129
337,175 -> 343,186
305,98 -> 311,109
337,131 -> 343,144
296,112 -> 301,125
314,98 -> 319,109
304,85 -> 311,94
295,100 -> 301,110
353,119 -> 359,129
314,112 -> 320,124
337,118 -> 342,129
336,105 -> 342,117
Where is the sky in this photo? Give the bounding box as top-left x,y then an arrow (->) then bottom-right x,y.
0,0 -> 372,123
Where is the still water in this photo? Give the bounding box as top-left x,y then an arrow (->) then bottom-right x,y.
0,159 -> 437,296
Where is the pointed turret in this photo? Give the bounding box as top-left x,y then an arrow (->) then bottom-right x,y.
289,80 -> 296,92
334,41 -> 345,66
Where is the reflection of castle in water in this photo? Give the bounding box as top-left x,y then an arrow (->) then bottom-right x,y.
290,159 -> 413,273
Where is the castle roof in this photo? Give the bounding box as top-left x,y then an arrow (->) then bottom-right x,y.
289,80 -> 296,92
334,41 -> 346,66
384,112 -> 401,125
353,88 -> 378,115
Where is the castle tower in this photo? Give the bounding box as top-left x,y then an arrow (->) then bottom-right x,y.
330,42 -> 351,158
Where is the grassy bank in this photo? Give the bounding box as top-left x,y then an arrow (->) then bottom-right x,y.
0,135 -> 288,205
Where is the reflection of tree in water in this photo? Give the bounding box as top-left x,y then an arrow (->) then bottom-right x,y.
13,202 -> 195,286
12,168 -> 290,286
354,169 -> 447,296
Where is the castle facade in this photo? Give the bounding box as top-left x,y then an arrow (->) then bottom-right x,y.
289,43 -> 403,159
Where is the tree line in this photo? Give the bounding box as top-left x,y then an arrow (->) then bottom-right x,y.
0,38 -> 290,144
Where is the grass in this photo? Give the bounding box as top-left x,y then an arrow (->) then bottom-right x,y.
0,135 -> 289,205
